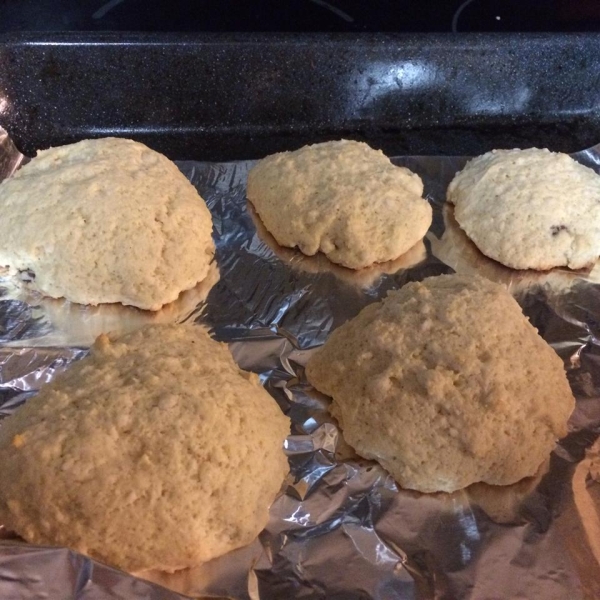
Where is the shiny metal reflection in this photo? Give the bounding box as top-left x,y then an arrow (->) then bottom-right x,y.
0,128 -> 598,599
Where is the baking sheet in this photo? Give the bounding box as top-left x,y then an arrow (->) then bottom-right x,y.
0,127 -> 599,599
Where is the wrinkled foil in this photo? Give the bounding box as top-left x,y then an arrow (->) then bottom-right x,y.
0,127 -> 599,600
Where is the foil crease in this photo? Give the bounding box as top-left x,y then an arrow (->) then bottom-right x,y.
0,128 -> 599,599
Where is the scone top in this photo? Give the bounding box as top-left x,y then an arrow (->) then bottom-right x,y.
0,324 -> 290,572
306,274 -> 575,493
247,140 -> 432,269
0,137 -> 215,310
447,148 -> 600,271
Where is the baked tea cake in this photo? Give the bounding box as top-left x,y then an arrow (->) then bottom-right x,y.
0,324 -> 290,572
306,274 -> 575,493
0,137 -> 215,310
246,140 -> 432,269
447,148 -> 600,270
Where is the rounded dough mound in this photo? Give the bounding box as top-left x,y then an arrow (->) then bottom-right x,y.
246,140 -> 432,269
0,138 -> 215,310
0,324 -> 290,572
447,148 -> 600,270
306,274 -> 575,493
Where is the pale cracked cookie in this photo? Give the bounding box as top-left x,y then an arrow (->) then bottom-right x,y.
246,140 -> 432,269
0,138 -> 215,310
306,274 -> 575,493
0,324 -> 290,572
447,148 -> 600,270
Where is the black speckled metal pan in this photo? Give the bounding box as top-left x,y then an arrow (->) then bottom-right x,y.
0,32 -> 599,160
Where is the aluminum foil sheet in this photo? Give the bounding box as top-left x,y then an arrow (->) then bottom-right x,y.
0,127 -> 599,599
